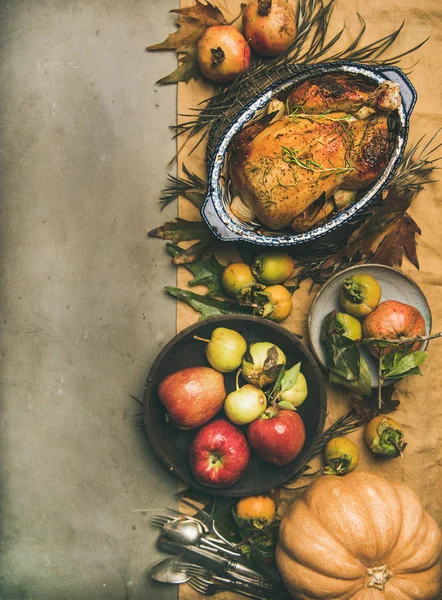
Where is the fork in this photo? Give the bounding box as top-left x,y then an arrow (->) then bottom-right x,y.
188,575 -> 270,599
182,562 -> 277,592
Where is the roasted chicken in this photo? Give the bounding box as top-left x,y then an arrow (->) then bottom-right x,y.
229,75 -> 401,232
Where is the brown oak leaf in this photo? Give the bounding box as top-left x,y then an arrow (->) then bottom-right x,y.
370,213 -> 421,269
146,1 -> 227,84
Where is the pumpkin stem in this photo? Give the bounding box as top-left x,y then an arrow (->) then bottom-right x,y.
366,565 -> 393,590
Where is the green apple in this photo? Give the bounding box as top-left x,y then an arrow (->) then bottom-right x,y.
224,384 -> 267,425
279,372 -> 308,407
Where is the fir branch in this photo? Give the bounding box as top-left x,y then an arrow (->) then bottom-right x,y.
159,164 -> 207,208
313,410 -> 362,455
281,410 -> 362,489
390,128 -> 441,192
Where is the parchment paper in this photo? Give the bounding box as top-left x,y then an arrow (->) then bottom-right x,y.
175,1 -> 442,597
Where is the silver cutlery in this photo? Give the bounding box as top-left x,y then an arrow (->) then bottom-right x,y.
157,535 -> 268,584
181,561 -> 277,593
152,514 -> 242,557
175,497 -> 237,549
150,556 -> 190,584
188,575 -> 271,599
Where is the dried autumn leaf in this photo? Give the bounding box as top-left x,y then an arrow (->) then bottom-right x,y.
166,244 -> 224,295
148,218 -> 212,243
347,188 -> 414,250
165,286 -> 252,320
146,0 -> 228,85
371,213 -> 421,269
167,240 -> 214,265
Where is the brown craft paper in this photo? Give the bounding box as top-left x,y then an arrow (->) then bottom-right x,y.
173,1 -> 442,597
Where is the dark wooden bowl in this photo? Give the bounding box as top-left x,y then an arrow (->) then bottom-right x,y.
143,315 -> 327,497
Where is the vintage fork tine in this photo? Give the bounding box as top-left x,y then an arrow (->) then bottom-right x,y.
166,507 -> 211,533
151,516 -> 174,528
188,577 -> 210,594
152,514 -> 173,522
181,563 -> 208,576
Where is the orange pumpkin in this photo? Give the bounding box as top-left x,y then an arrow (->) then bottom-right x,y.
276,472 -> 441,599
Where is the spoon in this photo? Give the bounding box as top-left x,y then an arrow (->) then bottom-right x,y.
163,518 -> 204,545
163,519 -> 241,557
150,556 -> 190,584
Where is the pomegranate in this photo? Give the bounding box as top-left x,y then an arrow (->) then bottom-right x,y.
362,299 -> 427,357
197,26 -> 251,84
242,0 -> 297,58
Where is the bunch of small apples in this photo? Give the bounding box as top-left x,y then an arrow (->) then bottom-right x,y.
158,326 -> 308,488
222,252 -> 295,323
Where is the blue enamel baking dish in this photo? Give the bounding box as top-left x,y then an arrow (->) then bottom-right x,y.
201,62 -> 416,249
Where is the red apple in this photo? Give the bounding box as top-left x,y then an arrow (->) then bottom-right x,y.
363,300 -> 426,356
189,419 -> 251,487
158,367 -> 226,430
247,407 -> 306,466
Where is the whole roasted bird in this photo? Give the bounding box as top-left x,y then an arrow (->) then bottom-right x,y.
229,75 -> 402,232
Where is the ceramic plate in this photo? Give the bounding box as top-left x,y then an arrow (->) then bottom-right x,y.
308,264 -> 432,387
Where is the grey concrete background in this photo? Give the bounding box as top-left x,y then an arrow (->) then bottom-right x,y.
0,1 -> 180,598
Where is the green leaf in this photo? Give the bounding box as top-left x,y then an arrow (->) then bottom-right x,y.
165,286 -> 252,320
325,334 -> 361,382
237,244 -> 262,266
329,356 -> 372,396
183,190 -> 206,209
277,400 -> 297,410
382,350 -> 427,379
148,218 -> 212,243
267,364 -> 286,399
384,367 -> 422,380
281,362 -> 301,392
166,244 -> 224,296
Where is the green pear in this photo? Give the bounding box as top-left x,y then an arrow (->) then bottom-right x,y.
194,328 -> 247,373
279,372 -> 308,407
224,384 -> 267,425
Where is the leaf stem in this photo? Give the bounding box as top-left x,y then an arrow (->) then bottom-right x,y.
364,332 -> 442,347
378,348 -> 384,411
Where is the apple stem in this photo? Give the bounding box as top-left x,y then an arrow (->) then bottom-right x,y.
193,335 -> 210,344
235,368 -> 241,391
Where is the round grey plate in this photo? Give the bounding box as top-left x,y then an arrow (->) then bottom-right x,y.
308,264 -> 432,388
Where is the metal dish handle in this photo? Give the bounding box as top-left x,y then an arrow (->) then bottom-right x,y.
201,191 -> 243,243
373,66 -> 417,117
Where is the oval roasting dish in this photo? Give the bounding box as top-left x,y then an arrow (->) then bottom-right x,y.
202,62 -> 416,248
